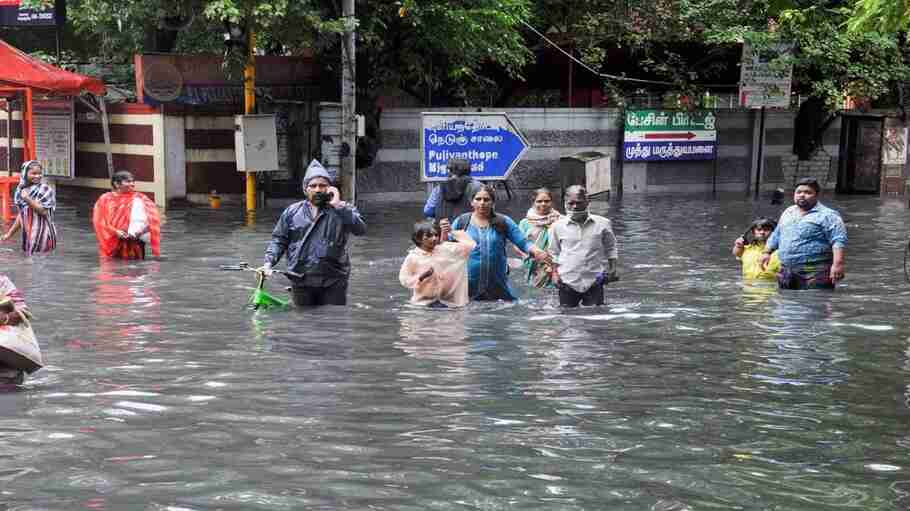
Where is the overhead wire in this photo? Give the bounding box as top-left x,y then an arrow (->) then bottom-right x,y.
517,17 -> 739,89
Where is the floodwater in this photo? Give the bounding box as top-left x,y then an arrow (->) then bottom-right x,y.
1,193 -> 910,510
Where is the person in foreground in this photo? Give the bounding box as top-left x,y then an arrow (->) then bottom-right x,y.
399,220 -> 476,308
760,178 -> 847,290
517,188 -> 561,288
732,217 -> 780,281
262,160 -> 366,307
1,160 -> 57,254
548,186 -> 618,307
0,275 -> 38,385
450,185 -> 551,301
92,171 -> 161,259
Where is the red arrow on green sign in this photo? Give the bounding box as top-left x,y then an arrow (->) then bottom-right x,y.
644,132 -> 697,140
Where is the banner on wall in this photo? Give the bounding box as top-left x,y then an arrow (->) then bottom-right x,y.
883,125 -> 908,166
135,53 -> 318,106
33,99 -> 74,179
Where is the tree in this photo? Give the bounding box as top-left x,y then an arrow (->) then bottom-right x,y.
24,0 -> 907,110
848,0 -> 910,34
358,0 -> 532,106
526,0 -> 750,105
21,0 -> 533,107
714,0 -> 910,108
544,0 -> 909,108
772,2 -> 909,108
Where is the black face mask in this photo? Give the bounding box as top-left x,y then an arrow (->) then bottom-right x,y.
312,191 -> 331,208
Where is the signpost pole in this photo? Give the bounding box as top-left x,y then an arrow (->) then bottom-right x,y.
24,88 -> 34,161
754,106 -> 765,199
99,96 -> 114,178
341,0 -> 357,204
4,102 -> 10,177
244,28 -> 256,214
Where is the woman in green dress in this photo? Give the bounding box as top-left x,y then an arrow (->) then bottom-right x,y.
517,188 -> 562,288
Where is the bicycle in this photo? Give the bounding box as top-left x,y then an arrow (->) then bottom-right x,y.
220,262 -> 302,310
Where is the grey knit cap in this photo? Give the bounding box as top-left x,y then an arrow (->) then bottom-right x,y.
303,159 -> 332,186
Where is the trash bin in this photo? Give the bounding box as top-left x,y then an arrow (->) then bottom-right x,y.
559,152 -> 611,201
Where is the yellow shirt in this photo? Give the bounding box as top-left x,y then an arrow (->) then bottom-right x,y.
739,243 -> 780,280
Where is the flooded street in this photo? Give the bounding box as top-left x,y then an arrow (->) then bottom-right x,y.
2,193 -> 910,510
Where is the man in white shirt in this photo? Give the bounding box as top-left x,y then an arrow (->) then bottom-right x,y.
548,186 -> 618,307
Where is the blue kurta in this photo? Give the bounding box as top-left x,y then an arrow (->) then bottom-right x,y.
766,202 -> 847,267
452,214 -> 532,301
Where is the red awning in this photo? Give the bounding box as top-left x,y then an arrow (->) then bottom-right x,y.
0,39 -> 105,96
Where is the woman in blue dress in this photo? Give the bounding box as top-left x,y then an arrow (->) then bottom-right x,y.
448,185 -> 551,301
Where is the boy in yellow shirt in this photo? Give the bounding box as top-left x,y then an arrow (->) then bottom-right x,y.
733,218 -> 780,280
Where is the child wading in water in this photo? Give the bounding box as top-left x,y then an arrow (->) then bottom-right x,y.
399,220 -> 476,308
733,217 -> 781,280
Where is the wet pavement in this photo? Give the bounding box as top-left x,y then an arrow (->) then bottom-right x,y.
1,193 -> 910,510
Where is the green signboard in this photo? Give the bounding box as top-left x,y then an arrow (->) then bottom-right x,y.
624,110 -> 717,161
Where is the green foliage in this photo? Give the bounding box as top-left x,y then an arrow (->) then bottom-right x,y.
20,0 -> 54,8
359,0 -> 532,105
19,0 -> 532,106
19,0 -> 910,109
776,4 -> 909,107
848,0 -> 910,34
650,0 -> 907,108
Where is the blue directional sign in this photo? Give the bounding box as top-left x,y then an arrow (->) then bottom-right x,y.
421,112 -> 530,181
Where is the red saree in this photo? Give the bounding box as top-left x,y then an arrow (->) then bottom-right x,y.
92,191 -> 161,258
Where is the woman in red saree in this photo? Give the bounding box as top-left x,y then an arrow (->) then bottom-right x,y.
92,171 -> 161,259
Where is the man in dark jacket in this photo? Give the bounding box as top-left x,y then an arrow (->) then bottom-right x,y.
423,158 -> 482,221
423,158 -> 482,240
261,160 -> 366,306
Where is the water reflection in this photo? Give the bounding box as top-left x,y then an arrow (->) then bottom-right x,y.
396,308 -> 469,364
739,281 -> 777,306
0,195 -> 907,508
91,259 -> 162,352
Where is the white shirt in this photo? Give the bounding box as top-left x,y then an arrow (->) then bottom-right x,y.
128,196 -> 150,243
549,214 -> 618,293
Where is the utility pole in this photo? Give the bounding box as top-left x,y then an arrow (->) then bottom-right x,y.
244,27 -> 257,214
341,0 -> 356,203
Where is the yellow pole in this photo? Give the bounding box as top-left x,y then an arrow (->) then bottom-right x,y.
244,29 -> 256,213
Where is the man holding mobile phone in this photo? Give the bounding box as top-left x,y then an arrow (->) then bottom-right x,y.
261,159 -> 367,307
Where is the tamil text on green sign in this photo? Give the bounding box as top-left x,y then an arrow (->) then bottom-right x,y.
624,110 -> 717,162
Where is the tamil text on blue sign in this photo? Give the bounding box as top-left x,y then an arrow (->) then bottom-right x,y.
623,110 -> 717,162
421,113 -> 530,181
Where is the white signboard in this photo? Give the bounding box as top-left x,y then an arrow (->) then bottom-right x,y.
33,99 -> 75,178
883,126 -> 908,165
739,43 -> 793,109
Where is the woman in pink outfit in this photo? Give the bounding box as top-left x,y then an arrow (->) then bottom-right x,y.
399,220 -> 476,308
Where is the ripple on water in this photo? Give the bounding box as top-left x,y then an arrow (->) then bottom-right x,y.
0,197 -> 908,509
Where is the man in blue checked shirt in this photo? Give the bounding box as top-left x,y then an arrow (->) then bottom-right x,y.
760,178 -> 847,290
